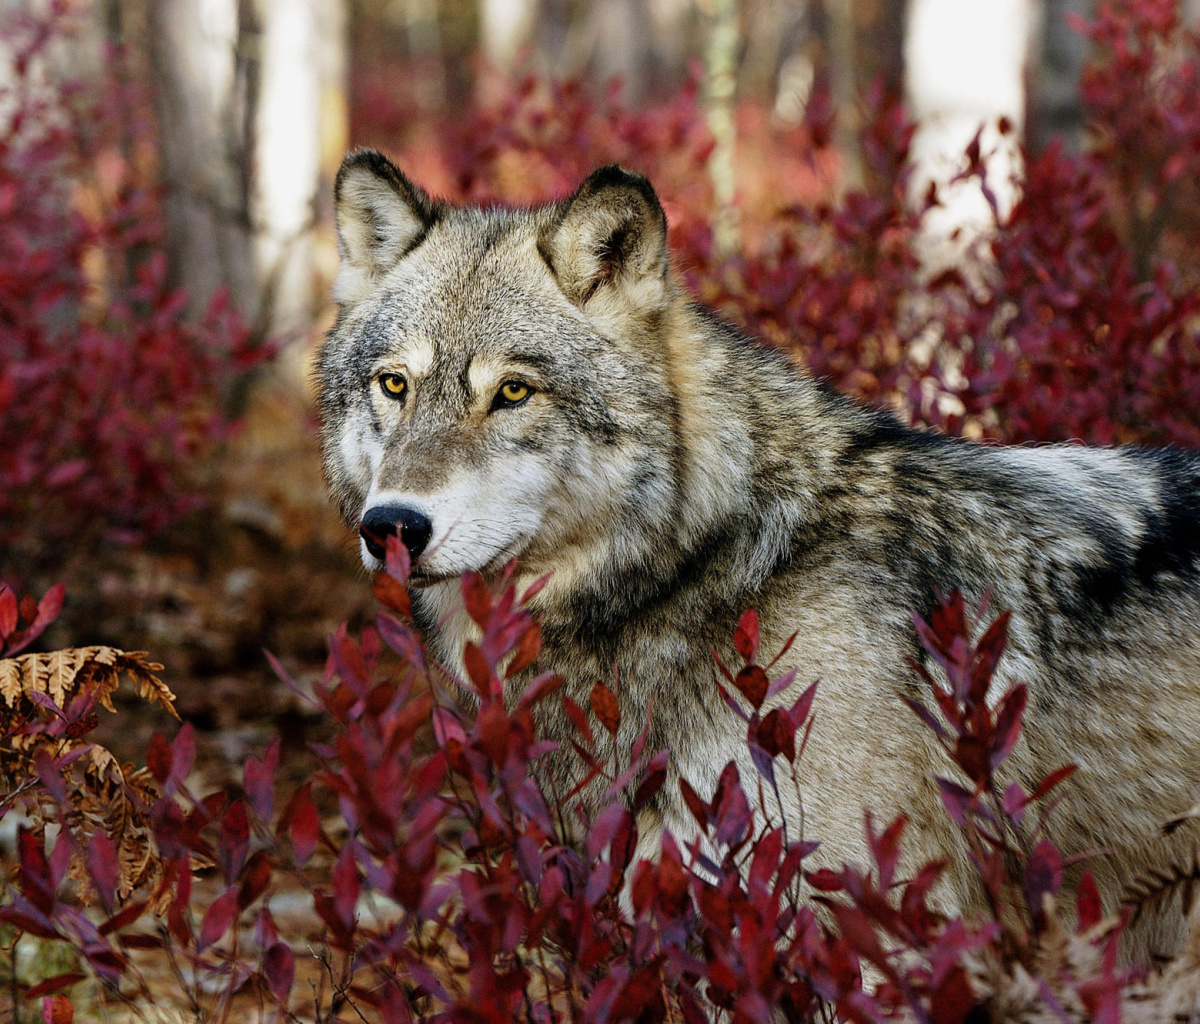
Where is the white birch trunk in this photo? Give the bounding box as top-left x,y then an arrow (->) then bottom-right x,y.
146,0 -> 258,316
905,0 -> 1037,267
480,0 -> 538,66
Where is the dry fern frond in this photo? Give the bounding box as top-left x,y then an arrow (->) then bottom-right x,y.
0,645 -> 177,719
0,645 -> 179,907
1163,800 -> 1200,836
1123,846 -> 1200,924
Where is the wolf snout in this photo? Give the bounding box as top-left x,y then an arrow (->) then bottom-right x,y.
360,504 -> 433,562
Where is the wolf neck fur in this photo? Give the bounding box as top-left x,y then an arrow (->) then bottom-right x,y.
528,298 -> 835,643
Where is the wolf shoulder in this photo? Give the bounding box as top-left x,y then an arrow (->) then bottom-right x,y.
768,386 -> 1200,623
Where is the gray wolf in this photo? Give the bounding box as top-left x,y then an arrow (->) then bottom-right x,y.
317,149 -> 1200,960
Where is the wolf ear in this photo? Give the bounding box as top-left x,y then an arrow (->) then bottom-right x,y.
333,149 -> 441,304
540,165 -> 670,313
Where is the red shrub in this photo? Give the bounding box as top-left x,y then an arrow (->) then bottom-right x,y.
930,1 -> 1200,445
1074,0 -> 1200,279
2,544 -> 1124,1023
0,4 -> 261,563
938,140 -> 1200,446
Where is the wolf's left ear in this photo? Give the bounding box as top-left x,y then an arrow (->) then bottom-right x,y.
333,149 -> 442,304
540,165 -> 670,313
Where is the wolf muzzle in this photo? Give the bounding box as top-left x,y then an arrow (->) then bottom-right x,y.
360,504 -> 433,561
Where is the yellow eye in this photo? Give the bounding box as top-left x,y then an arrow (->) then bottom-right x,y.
498,381 -> 531,405
379,373 -> 407,399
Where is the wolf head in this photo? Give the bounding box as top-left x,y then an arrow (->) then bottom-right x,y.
318,151 -> 693,583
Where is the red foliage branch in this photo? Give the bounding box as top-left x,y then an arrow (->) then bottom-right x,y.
0,3 -> 263,560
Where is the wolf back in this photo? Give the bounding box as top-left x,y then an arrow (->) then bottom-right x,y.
317,149 -> 1200,960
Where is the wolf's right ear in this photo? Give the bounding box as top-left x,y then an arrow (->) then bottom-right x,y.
333,150 -> 441,304
539,165 -> 670,315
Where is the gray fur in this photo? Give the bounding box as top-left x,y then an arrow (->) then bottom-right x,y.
318,151 -> 1200,961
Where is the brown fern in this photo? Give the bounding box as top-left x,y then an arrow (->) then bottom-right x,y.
1,645 -> 179,902
1123,847 -> 1200,925
0,645 -> 177,718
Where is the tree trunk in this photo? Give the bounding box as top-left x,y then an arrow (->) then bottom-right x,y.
704,0 -> 740,257
146,0 -> 346,346
145,0 -> 258,318
1028,0 -> 1092,153
904,0 -> 1037,264
480,0 -> 539,66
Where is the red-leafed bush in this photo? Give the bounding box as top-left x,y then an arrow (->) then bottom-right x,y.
0,4 -> 261,568
1074,0 -> 1200,280
936,139 -> 1200,446
947,0 -> 1200,447
6,544 -> 1172,1022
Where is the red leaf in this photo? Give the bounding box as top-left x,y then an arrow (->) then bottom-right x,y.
166,862 -> 193,945
170,723 -> 196,791
331,847 -> 360,930
255,906 -> 280,947
45,460 -> 86,488
954,735 -> 990,786
0,908 -> 60,940
990,684 -> 1026,768
1002,781 -> 1028,824
520,573 -> 551,604
757,708 -> 796,761
475,700 -> 511,764
0,584 -> 16,638
17,828 -> 52,911
5,583 -> 65,656
40,993 -> 75,1023
562,696 -> 593,746
237,851 -> 272,910
970,610 -> 1010,704
930,965 -> 978,1024
87,833 -> 119,914
830,903 -> 890,971
1028,763 -> 1077,804
461,572 -> 492,627
1076,869 -> 1103,932
384,532 -> 412,580
867,814 -> 907,890
462,641 -> 495,697
284,785 -> 320,865
516,670 -> 563,710
936,777 -> 975,826
198,888 -> 239,952
733,664 -> 768,709
679,778 -> 709,829
1025,839 -> 1064,910
633,749 -> 669,810
711,762 -> 751,847
372,571 -> 411,618
244,739 -> 279,822
589,682 -> 621,736
22,974 -> 83,1000
733,608 -> 760,663
656,835 -> 689,914
262,942 -> 295,1003
98,900 -> 148,937
505,621 -> 542,678
146,732 -> 172,786
749,827 -> 784,891
218,800 -> 250,884
117,934 -> 163,950
805,868 -> 845,892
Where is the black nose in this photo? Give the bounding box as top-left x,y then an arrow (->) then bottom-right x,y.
360,504 -> 433,562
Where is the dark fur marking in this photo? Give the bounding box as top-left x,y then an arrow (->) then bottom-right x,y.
1130,450 -> 1200,585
